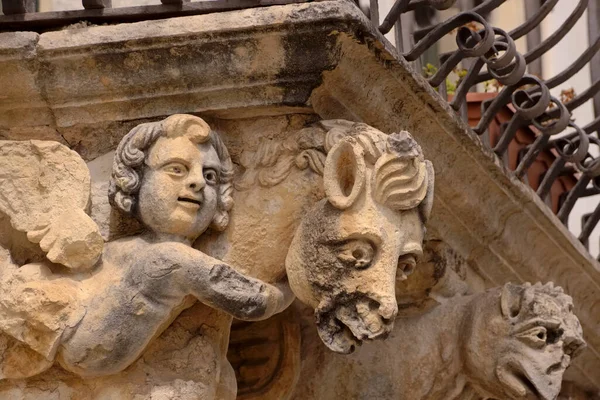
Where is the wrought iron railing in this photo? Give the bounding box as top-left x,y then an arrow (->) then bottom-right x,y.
0,0 -> 301,31
1,0 -> 599,258
362,0 -> 600,258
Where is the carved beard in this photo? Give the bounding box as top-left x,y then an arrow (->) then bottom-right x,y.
314,293 -> 394,354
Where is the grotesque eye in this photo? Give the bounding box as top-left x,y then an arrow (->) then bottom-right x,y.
546,328 -> 564,345
203,168 -> 218,185
397,254 -> 417,281
337,240 -> 375,269
164,162 -> 188,177
517,326 -> 548,348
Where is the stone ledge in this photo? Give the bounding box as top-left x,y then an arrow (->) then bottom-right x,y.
1,0 -> 599,391
0,2 -> 346,129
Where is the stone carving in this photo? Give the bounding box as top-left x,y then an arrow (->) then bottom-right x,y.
227,308 -> 301,400
0,115 -> 587,400
394,282 -> 586,400
284,122 -> 434,353
0,114 -> 290,381
290,282 -> 585,400
0,140 -> 103,270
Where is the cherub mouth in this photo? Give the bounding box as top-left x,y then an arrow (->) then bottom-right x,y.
178,197 -> 202,206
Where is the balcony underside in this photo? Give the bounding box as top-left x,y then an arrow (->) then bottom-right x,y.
1,0 -> 599,391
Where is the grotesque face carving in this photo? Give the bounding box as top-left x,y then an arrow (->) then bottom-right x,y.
286,125 -> 434,353
138,137 -> 220,241
465,283 -> 586,400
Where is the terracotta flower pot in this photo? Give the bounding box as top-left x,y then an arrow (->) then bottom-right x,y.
458,92 -> 577,214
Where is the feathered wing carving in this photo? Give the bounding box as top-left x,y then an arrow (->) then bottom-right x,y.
0,140 -> 103,271
0,140 -> 103,379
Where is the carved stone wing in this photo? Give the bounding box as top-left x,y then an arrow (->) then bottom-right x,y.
0,140 -> 103,270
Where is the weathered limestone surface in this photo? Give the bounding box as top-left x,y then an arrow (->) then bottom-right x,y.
285,125 -> 433,353
0,115 -> 293,398
227,308 -> 301,400
0,140 -> 103,269
0,115 -> 439,399
0,113 -> 590,399
0,0 -> 599,397
309,24 -> 600,389
291,282 -> 586,400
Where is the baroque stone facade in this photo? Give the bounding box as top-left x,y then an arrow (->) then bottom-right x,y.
0,114 -> 587,399
1,1 -> 598,398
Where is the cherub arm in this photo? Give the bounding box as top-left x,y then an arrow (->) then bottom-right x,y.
199,262 -> 292,321
152,242 -> 292,320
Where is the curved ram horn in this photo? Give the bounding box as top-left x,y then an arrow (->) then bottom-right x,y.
419,160 -> 435,223
323,139 -> 366,210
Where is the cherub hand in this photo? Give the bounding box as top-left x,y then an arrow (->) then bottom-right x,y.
264,278 -> 296,317
27,209 -> 103,271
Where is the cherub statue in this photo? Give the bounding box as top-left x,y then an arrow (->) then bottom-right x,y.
0,114 -> 291,380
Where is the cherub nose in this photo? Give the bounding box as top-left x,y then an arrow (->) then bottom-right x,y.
187,170 -> 206,192
189,180 -> 205,191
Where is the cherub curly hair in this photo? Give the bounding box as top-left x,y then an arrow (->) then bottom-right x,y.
108,114 -> 234,231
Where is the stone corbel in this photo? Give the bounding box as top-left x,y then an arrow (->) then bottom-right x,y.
291,280 -> 586,400
0,115 -> 292,386
397,282 -> 584,400
284,120 -> 434,353
278,121 -> 586,400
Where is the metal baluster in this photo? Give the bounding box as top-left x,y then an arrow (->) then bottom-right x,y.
1,0 -> 34,14
82,0 -> 111,9
369,0 -> 380,27
523,0 -> 543,77
589,0 -> 600,119
161,0 -> 189,5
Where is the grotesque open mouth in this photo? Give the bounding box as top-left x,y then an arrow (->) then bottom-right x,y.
514,371 -> 544,399
178,197 -> 202,207
497,364 -> 557,400
315,296 -> 395,354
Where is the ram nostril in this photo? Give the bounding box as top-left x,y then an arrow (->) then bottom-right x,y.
399,262 -> 414,276
377,301 -> 398,321
397,254 -> 417,279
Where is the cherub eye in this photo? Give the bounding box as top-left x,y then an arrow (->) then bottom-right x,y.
203,168 -> 218,185
163,163 -> 188,177
337,240 -> 375,269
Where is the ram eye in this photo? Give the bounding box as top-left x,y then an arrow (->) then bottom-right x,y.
203,168 -> 218,185
337,240 -> 375,269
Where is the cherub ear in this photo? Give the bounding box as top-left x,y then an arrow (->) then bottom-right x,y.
501,283 -> 523,319
323,139 -> 366,210
210,210 -> 229,232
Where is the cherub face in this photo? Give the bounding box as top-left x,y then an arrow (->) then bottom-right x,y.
137,135 -> 220,241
